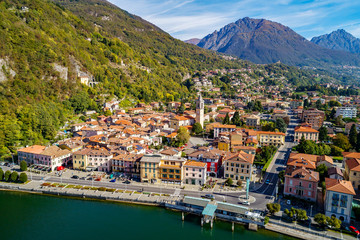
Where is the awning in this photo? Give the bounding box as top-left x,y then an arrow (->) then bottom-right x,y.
57,166 -> 64,171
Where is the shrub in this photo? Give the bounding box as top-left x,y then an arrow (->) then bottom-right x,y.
225,178 -> 233,186
19,173 -> 28,183
266,203 -> 281,215
0,168 -> 3,181
264,216 -> 269,225
4,170 -> 11,181
10,171 -> 18,182
20,160 -> 27,171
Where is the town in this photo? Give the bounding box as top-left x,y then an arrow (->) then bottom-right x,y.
2,68 -> 360,239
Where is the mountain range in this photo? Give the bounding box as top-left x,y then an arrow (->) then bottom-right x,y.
195,17 -> 360,68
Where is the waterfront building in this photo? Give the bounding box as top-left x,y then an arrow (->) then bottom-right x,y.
324,178 -> 355,223
283,167 -> 319,202
112,153 -> 142,180
73,148 -> 92,170
140,155 -> 161,183
159,156 -> 186,184
223,151 -> 254,181
87,149 -> 113,172
17,145 -> 46,165
187,147 -> 225,177
183,161 -> 207,185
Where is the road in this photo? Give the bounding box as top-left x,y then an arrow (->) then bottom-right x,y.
249,110 -> 299,209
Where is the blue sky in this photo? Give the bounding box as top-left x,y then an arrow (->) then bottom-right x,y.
108,0 -> 360,40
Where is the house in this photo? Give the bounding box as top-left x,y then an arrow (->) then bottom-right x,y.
17,145 -> 46,165
245,115 -> 260,128
257,131 -> 285,147
37,146 -> 72,171
344,158 -> 360,190
87,149 -> 113,172
283,167 -> 319,201
112,153 -> 142,180
170,115 -> 195,129
73,148 -> 92,170
160,147 -> 182,157
183,161 -> 207,185
324,178 -> 355,223
213,124 -> 237,138
218,138 -> 230,151
223,151 -> 254,181
328,167 -> 344,180
288,153 -> 333,169
159,156 -> 186,184
294,125 -> 319,142
140,155 -> 162,183
187,148 -> 225,177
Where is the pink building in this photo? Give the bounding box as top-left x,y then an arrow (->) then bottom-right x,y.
284,167 -> 319,202
88,149 -> 113,172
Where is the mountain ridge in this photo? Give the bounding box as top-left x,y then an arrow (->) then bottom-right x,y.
197,17 -> 360,68
311,29 -> 360,54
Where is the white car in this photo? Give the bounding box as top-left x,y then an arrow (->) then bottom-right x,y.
241,201 -> 250,205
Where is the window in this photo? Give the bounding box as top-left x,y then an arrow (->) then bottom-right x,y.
290,180 -> 293,185
162,174 -> 167,178
354,172 -> 357,176
289,188 -> 292,192
308,191 -> 311,196
309,183 -> 312,188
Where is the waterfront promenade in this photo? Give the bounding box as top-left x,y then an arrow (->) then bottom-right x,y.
0,180 -> 355,239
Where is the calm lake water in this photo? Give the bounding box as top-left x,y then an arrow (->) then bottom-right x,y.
0,191 -> 293,240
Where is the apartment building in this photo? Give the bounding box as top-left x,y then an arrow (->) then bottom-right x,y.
159,156 -> 186,184
140,155 -> 162,183
223,151 -> 254,181
301,108 -> 325,130
257,131 -> 285,147
335,107 -> 357,119
294,125 -> 319,142
183,161 -> 207,185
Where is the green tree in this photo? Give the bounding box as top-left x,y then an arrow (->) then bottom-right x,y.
314,213 -> 328,227
275,118 -> 287,133
266,203 -> 281,215
264,216 -> 269,225
333,133 -> 351,151
329,108 -> 336,119
20,160 -> 27,171
225,177 -> 233,186
262,121 -> 275,131
222,113 -> 230,124
316,164 -> 328,182
349,124 -> 357,147
327,216 -> 341,229
318,126 -> 328,142
104,109 -> 112,116
4,170 -> 11,182
177,102 -> 185,114
357,132 -> 360,151
0,168 -> 3,181
10,171 -> 18,182
19,173 -> 28,183
176,127 -> 190,144
192,122 -> 203,135
232,111 -> 241,126
331,145 -> 344,156
278,170 -> 285,183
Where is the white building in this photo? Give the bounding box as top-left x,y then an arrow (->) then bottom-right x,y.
324,178 -> 355,224
196,94 -> 204,128
183,161 -> 207,185
335,107 -> 357,119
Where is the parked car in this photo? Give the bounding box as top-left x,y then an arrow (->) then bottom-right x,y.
240,201 -> 250,206
286,200 -> 291,205
80,177 -> 86,180
349,226 -> 360,235
203,194 -> 215,200
110,178 -> 116,183
123,180 -> 131,184
87,177 -> 93,181
71,175 -> 79,179
265,179 -> 270,184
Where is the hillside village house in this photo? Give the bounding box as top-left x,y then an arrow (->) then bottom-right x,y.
245,115 -> 260,128
183,161 -> 207,185
213,124 -> 237,138
324,178 -> 355,223
18,145 -> 46,165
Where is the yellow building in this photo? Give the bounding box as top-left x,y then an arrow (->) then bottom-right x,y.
140,155 -> 162,183
257,131 -> 285,147
159,156 -> 186,183
218,138 -> 230,151
344,158 -> 360,191
73,148 -> 91,170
